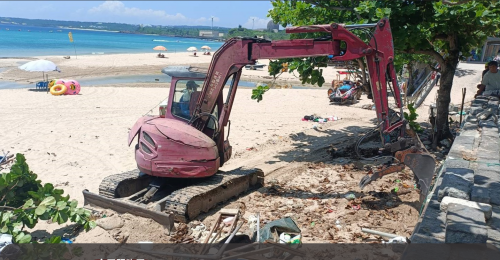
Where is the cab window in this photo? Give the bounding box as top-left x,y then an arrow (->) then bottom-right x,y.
171,79 -> 204,120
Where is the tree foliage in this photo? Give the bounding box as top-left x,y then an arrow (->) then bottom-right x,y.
267,0 -> 362,88
251,85 -> 270,102
404,103 -> 423,133
0,154 -> 95,244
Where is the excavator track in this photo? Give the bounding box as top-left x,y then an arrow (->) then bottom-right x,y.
98,170 -> 152,199
84,168 -> 264,225
162,168 -> 264,222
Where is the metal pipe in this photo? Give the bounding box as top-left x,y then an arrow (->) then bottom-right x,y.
217,222 -> 243,255
345,23 -> 377,29
256,212 -> 260,243
460,88 -> 466,126
361,228 -> 399,239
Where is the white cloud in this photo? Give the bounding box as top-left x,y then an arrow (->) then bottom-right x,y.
243,16 -> 271,29
88,1 -> 187,23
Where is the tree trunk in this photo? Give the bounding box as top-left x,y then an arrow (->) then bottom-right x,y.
433,53 -> 459,147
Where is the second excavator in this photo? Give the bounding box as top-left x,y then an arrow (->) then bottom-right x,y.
83,18 -> 436,227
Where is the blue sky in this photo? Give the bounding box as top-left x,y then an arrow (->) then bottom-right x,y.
0,1 -> 274,28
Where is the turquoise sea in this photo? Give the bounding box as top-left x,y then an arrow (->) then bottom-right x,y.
0,24 -> 223,57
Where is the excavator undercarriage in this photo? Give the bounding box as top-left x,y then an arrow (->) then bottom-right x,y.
84,168 -> 263,232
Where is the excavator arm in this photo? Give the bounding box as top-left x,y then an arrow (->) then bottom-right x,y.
189,17 -> 435,199
192,18 -> 404,139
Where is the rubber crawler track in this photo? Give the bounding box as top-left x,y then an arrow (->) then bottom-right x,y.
97,168 -> 264,222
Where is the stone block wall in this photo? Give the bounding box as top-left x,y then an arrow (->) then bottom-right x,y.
410,97 -> 500,249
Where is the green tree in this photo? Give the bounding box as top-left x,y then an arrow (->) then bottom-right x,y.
269,0 -> 500,143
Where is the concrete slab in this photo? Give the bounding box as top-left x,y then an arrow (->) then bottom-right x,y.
446,204 -> 488,243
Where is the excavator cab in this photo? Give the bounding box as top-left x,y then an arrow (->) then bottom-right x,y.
171,79 -> 203,120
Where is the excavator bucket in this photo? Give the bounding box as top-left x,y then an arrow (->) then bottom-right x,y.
403,153 -> 436,201
359,148 -> 436,202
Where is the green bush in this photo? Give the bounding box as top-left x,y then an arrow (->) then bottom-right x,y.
0,154 -> 95,244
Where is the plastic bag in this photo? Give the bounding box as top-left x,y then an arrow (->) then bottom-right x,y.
258,217 -> 301,243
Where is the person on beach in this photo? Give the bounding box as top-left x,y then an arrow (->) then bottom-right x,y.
180,81 -> 199,116
476,61 -> 500,98
181,80 -> 199,102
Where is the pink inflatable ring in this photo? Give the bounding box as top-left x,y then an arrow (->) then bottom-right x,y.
64,79 -> 81,95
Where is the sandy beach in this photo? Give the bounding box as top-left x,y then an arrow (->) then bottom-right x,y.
0,51 -> 484,244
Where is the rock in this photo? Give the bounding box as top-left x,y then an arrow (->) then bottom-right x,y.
440,139 -> 452,148
422,141 -> 432,145
96,216 -> 124,230
437,172 -> 473,201
440,196 -> 492,220
445,204 -> 488,243
479,120 -> 497,127
471,186 -> 490,204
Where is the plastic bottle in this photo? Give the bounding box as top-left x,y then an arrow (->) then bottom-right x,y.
290,235 -> 301,244
335,219 -> 343,229
344,193 -> 356,200
279,233 -> 291,243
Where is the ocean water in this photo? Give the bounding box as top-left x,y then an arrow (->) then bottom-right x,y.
0,24 -> 223,57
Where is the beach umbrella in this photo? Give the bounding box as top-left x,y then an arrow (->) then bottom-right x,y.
201,46 -> 211,50
187,47 -> 197,52
153,45 -> 167,54
19,59 -> 60,82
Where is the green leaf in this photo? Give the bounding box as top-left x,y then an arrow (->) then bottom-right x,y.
35,204 -> 46,215
56,201 -> 67,210
15,153 -> 26,165
318,76 -> 325,87
39,211 -> 51,220
57,211 -> 69,224
1,211 -> 12,222
69,200 -> 78,209
1,225 -> 8,233
43,183 -> 54,194
45,236 -> 62,244
89,221 -> 97,230
16,232 -> 32,243
22,199 -> 34,209
40,196 -> 56,207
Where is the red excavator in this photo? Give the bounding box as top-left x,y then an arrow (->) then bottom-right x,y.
83,18 -> 435,228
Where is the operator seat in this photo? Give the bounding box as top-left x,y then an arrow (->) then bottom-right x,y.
189,91 -> 201,116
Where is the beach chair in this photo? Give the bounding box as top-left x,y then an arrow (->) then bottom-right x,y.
36,81 -> 49,91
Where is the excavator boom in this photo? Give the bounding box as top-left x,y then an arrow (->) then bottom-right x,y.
193,18 -> 404,140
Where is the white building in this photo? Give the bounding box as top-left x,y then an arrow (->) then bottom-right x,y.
199,30 -> 219,38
